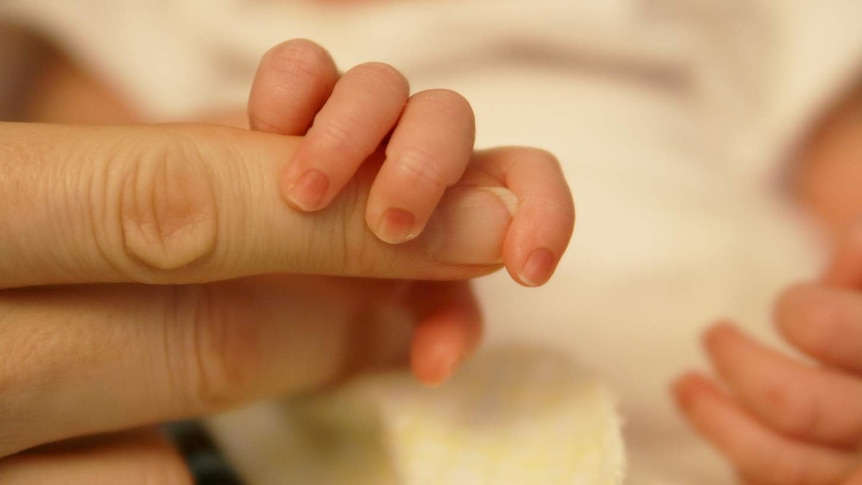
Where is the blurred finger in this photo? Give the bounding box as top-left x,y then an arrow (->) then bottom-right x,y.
248,39 -> 339,135
822,221 -> 862,288
776,283 -> 862,374
407,281 -> 483,386
673,373 -> 855,485
467,148 -> 575,287
705,323 -> 862,447
281,62 -> 409,211
0,277 -> 414,456
366,89 -> 475,244
0,427 -> 192,485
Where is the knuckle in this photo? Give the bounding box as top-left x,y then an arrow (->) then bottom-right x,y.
393,144 -> 452,189
169,285 -> 260,413
418,89 -> 475,124
262,39 -> 333,81
776,285 -> 838,354
761,454 -> 819,485
502,146 -> 566,179
114,131 -> 218,279
763,380 -> 821,438
316,118 -> 365,157
351,62 -> 409,97
521,146 -> 563,169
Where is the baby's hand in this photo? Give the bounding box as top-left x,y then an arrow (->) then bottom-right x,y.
248,39 -> 573,287
674,224 -> 862,484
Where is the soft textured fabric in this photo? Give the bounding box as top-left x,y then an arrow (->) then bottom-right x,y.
3,1 -> 861,483
208,347 -> 624,485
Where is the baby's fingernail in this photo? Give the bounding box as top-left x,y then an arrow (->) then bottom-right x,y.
286,169 -> 329,211
426,187 -> 518,265
376,208 -> 417,244
519,247 -> 556,287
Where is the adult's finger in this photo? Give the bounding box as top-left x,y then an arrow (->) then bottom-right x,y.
704,323 -> 862,447
776,283 -> 862,374
466,148 -> 575,287
0,428 -> 192,485
673,373 -> 856,485
365,89 -> 475,244
0,122 -> 515,288
0,276 -> 418,456
280,62 -> 409,211
248,39 -> 339,135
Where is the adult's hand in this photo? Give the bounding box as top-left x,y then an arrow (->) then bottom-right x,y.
0,39 -> 575,483
0,118 -> 522,444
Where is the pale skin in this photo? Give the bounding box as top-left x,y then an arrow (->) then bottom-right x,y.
674,76 -> 862,484
0,38 -> 574,482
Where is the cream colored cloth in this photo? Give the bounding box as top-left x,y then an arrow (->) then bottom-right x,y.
3,1 -> 862,483
208,347 -> 624,485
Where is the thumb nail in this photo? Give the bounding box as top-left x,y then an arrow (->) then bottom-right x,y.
424,187 -> 518,265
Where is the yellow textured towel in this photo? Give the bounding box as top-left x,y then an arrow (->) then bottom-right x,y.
208,346 -> 625,484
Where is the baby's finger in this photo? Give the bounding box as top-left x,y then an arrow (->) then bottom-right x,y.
365,89 -> 475,244
776,283 -> 862,374
469,148 -> 575,287
673,373 -> 855,485
281,62 -> 409,211
406,281 -> 483,386
705,323 -> 862,447
248,39 -> 339,135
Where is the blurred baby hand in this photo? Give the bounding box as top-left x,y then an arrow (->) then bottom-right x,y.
249,39 -> 574,287
674,223 -> 862,484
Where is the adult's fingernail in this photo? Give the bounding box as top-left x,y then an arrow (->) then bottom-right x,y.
286,169 -> 329,211
425,187 -> 518,265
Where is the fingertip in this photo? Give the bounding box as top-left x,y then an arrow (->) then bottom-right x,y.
281,164 -> 331,212
504,204 -> 571,287
672,372 -> 715,411
702,320 -> 738,351
410,331 -> 463,387
407,282 -> 482,386
496,150 -> 574,287
515,247 -> 558,287
373,207 -> 418,245
249,38 -> 338,135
